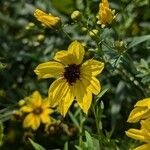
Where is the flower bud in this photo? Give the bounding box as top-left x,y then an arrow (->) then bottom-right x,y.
88,29 -> 99,38
114,40 -> 126,53
71,10 -> 82,21
37,34 -> 45,42
18,99 -> 25,106
25,22 -> 35,30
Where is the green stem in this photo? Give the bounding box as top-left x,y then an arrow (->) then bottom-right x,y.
79,109 -> 83,148
92,103 -> 103,150
60,26 -> 73,41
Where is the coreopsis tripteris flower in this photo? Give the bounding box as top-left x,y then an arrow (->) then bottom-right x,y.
20,91 -> 53,130
126,119 -> 150,150
97,0 -> 115,27
34,41 -> 104,116
127,98 -> 150,123
34,9 -> 61,28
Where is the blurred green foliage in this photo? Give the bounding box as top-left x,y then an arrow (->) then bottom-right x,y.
0,0 -> 150,149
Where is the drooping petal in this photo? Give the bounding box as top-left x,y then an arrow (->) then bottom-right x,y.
77,90 -> 92,114
68,41 -> 85,64
127,107 -> 150,123
72,80 -> 92,113
48,77 -> 69,107
81,59 -> 104,76
57,87 -> 74,117
73,80 -> 86,103
133,144 -> 150,150
34,61 -> 64,79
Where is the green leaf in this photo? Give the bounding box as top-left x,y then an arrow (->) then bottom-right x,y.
51,0 -> 75,14
63,142 -> 68,150
85,131 -> 94,150
96,88 -> 109,102
68,111 -> 80,129
127,35 -> 150,49
29,138 -> 46,150
0,122 -> 4,146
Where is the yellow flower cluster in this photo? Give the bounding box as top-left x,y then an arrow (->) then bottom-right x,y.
34,9 -> 61,28
126,98 -> 150,150
34,41 -> 104,116
19,91 -> 53,130
34,0 -> 115,29
97,0 -> 115,27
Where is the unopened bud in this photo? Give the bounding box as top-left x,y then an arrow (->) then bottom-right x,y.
25,22 -> 35,30
89,29 -> 99,38
114,40 -> 126,53
37,34 -> 45,42
18,99 -> 25,106
71,10 -> 82,21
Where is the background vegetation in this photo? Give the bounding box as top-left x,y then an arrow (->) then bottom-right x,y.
0,0 -> 150,149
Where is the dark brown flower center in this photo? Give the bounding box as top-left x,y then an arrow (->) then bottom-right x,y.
33,107 -> 43,115
64,64 -> 81,85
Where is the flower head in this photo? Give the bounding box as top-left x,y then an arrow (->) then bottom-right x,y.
20,91 -> 53,130
97,0 -> 115,27
34,41 -> 104,116
127,98 -> 150,123
126,119 -> 150,150
34,9 -> 61,28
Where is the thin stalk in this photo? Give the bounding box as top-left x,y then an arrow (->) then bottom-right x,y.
60,27 -> 73,41
79,110 -> 84,148
92,103 -> 103,150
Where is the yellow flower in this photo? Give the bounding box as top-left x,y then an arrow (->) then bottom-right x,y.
126,119 -> 150,150
127,98 -> 150,123
20,91 -> 53,130
97,0 -> 115,27
34,9 -> 61,28
34,41 -> 104,116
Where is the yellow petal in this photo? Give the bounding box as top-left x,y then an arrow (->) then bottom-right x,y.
81,59 -> 104,76
127,107 -> 150,123
81,75 -> 101,95
40,112 -> 51,124
48,78 -> 69,107
57,87 -> 74,117
89,77 -> 101,95
72,80 -> 92,113
68,41 -> 85,64
77,90 -> 92,114
34,61 -> 64,79
73,80 -> 86,102
34,9 -> 61,28
133,144 -> 150,150
125,129 -> 150,143
41,98 -> 50,109
102,0 -> 109,7
135,98 -> 150,108
20,105 -> 33,113
23,113 -> 40,130
31,91 -> 42,107
141,119 -> 150,132
54,50 -> 73,65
